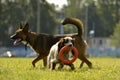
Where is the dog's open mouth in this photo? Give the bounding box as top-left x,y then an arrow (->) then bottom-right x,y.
13,38 -> 22,45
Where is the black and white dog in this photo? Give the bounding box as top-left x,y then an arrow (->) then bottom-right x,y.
47,37 -> 75,70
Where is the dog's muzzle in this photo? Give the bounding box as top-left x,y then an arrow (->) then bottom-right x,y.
10,34 -> 22,45
65,42 -> 73,46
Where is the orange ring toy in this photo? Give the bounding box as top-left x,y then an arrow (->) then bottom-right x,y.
59,46 -> 78,64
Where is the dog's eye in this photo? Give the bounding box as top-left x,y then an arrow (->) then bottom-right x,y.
65,39 -> 68,43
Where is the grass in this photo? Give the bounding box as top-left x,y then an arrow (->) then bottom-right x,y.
0,57 -> 120,80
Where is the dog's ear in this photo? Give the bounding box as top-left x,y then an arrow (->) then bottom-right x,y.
23,23 -> 29,33
72,38 -> 75,41
58,38 -> 64,49
19,23 -> 23,29
72,38 -> 75,45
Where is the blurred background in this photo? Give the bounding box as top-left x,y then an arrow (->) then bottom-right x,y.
0,0 -> 120,57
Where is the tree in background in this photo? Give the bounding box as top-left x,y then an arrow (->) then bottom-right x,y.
63,0 -> 120,37
0,0 -> 120,47
110,21 -> 120,47
0,0 -> 57,46
29,0 -> 57,34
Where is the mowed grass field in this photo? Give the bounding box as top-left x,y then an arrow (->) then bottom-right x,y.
0,57 -> 120,80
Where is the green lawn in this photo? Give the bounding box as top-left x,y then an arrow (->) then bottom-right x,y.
0,57 -> 120,80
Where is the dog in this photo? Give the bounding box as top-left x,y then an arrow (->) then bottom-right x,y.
47,37 -> 75,70
10,18 -> 92,68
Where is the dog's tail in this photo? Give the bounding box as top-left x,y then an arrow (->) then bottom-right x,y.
62,18 -> 83,36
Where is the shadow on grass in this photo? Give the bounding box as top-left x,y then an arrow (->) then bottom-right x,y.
27,64 -> 102,72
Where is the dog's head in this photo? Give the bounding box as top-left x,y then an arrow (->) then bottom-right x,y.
58,37 -> 75,49
10,23 -> 29,45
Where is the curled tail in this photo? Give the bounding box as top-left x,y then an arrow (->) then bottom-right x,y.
62,18 -> 83,36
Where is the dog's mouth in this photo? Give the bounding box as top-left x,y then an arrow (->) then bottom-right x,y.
13,38 -> 22,45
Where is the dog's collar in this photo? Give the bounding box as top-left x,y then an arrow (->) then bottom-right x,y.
25,41 -> 28,51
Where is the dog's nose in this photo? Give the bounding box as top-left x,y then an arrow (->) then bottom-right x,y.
68,43 -> 73,47
68,44 -> 73,47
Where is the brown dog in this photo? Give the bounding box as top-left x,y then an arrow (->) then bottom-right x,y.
10,18 -> 92,68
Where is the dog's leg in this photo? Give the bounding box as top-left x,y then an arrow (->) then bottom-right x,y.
43,57 -> 47,67
80,61 -> 84,68
50,62 -> 56,70
79,56 -> 92,68
47,58 -> 51,69
68,64 -> 75,70
32,55 -> 42,67
58,63 -> 64,70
